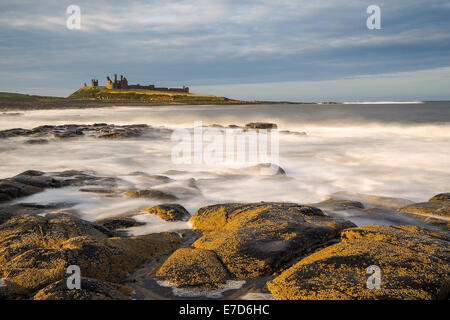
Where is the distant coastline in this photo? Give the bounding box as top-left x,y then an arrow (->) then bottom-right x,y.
0,89 -> 312,111
1,90 -> 445,112
341,101 -> 425,104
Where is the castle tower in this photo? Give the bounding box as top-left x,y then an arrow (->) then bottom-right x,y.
106,76 -> 114,89
121,77 -> 128,89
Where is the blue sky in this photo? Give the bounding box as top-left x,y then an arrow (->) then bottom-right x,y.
0,0 -> 449,101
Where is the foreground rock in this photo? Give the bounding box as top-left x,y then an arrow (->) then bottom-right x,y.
267,225 -> 450,300
145,204 -> 190,221
399,192 -> 450,218
429,193 -> 450,203
187,202 -> 355,278
156,248 -> 227,288
0,171 -> 45,202
0,213 -> 181,299
33,278 -> 130,300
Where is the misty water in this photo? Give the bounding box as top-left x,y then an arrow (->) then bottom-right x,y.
1,102 -> 449,234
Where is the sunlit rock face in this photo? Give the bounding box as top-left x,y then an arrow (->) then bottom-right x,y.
267,225 -> 450,300
188,202 -> 355,278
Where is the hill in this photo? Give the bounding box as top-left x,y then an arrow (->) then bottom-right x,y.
68,86 -> 232,103
0,87 -> 305,111
0,92 -> 64,102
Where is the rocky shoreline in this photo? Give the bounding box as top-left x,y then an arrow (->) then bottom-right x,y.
0,167 -> 449,300
0,121 -> 449,300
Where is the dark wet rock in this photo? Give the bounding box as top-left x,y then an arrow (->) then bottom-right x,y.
53,170 -> 86,177
313,199 -> 365,210
24,138 -> 49,145
279,130 -> 307,136
96,124 -> 149,139
0,170 -> 118,205
331,191 -> 414,209
135,174 -> 174,186
0,123 -> 152,141
267,225 -> 450,300
189,202 -> 355,278
45,209 -> 81,219
0,202 -> 77,218
145,204 -> 190,222
98,128 -> 140,139
310,197 -> 449,232
0,178 -> 44,202
245,163 -> 286,176
96,216 -> 145,230
11,171 -> 62,188
0,210 -> 13,225
0,128 -> 33,138
245,122 -> 278,129
429,193 -> 450,203
52,171 -> 118,188
33,278 -> 130,300
31,125 -> 56,133
53,129 -> 84,139
226,124 -> 243,129
78,187 -> 115,194
0,213 -> 182,299
156,248 -> 227,288
125,189 -> 179,201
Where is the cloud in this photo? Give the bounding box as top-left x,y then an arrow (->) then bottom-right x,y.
0,0 -> 449,100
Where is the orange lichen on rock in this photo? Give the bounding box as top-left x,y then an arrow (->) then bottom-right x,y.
188,202 -> 355,278
0,213 -> 181,299
267,225 -> 450,300
155,248 -> 227,288
398,192 -> 450,218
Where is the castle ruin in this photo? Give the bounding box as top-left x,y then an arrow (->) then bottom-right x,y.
89,74 -> 189,93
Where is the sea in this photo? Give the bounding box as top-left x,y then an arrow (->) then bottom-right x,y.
1,102 -> 449,234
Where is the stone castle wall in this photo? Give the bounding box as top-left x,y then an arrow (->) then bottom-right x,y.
88,74 -> 189,93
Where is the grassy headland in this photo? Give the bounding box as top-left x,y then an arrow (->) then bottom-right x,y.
0,87 -> 312,111
0,92 -> 64,102
68,86 -> 232,103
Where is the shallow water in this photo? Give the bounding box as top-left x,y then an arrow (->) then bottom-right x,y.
1,102 -> 449,230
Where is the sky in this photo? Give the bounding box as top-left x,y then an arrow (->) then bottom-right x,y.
0,0 -> 449,101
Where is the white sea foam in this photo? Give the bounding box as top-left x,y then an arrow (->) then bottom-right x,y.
1,104 -> 449,232
156,279 -> 246,298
